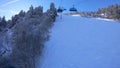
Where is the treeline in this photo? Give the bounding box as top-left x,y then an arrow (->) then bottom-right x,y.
97,4 -> 120,20
80,4 -> 120,20
0,3 -> 57,68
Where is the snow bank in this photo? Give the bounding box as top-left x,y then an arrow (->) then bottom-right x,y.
95,17 -> 115,22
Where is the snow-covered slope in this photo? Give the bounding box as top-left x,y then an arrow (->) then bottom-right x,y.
38,15 -> 120,68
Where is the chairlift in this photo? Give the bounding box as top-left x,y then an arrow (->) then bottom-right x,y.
57,7 -> 66,13
57,7 -> 63,13
69,5 -> 77,12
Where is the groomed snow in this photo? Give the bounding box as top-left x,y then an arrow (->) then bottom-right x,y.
38,15 -> 120,68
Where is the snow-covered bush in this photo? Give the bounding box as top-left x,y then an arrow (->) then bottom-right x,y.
0,2 -> 57,68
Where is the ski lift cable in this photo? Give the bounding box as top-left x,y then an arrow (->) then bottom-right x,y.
57,0 -> 63,19
58,0 -> 89,7
59,0 -> 63,7
71,0 -> 89,7
57,0 -> 65,13
69,0 -> 89,11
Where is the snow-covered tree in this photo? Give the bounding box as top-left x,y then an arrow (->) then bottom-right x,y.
0,3 -> 57,68
47,3 -> 57,22
0,16 -> 7,31
34,6 -> 43,16
19,10 -> 25,17
26,5 -> 34,18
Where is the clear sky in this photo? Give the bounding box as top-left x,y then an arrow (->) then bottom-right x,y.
0,0 -> 120,20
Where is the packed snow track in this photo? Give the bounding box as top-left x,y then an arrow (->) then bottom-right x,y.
38,15 -> 120,68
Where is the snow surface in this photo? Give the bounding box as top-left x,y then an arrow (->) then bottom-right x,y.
38,15 -> 120,68
95,17 -> 114,22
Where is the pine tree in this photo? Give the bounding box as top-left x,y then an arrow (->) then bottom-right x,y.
26,5 -> 34,18
47,3 -> 57,22
34,6 -> 43,16
19,10 -> 25,17
0,16 -> 6,27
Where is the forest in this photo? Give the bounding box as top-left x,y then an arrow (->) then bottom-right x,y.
80,4 -> 120,20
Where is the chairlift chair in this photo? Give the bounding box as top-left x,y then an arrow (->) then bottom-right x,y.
69,5 -> 77,12
57,7 -> 63,13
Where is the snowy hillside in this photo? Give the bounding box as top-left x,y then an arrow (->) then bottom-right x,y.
38,15 -> 120,68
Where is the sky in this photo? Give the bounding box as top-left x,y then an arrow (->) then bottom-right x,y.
0,0 -> 120,20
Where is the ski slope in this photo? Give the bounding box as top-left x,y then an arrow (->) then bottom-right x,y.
38,15 -> 120,68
